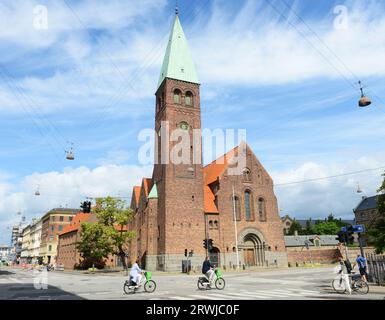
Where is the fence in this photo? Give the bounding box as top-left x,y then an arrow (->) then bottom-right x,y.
366,253 -> 385,285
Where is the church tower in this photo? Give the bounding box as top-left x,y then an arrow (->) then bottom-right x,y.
149,13 -> 206,271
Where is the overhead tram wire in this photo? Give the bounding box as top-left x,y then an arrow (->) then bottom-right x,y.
61,0 -> 212,131
264,0 -> 358,92
0,68 -> 65,171
0,65 -> 70,157
274,165 -> 385,187
269,0 -> 385,112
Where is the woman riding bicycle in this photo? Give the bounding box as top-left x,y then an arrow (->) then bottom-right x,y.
129,258 -> 143,288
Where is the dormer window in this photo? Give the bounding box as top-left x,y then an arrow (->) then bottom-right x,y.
174,89 -> 181,104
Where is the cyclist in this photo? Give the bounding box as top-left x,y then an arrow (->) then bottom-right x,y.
337,257 -> 352,295
129,258 -> 143,288
202,256 -> 215,287
353,254 -> 368,283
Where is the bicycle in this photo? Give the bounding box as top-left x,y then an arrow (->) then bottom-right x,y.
197,268 -> 226,290
332,272 -> 369,295
124,271 -> 157,294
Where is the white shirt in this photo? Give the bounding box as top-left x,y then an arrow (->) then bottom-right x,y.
129,263 -> 142,278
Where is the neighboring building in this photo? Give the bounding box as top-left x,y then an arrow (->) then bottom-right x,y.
57,213 -> 95,269
281,215 -> 355,235
281,215 -> 294,235
11,225 -> 23,263
0,244 -> 11,262
30,218 -> 43,264
39,208 -> 78,264
353,195 -> 379,246
285,235 -> 341,265
20,224 -> 31,264
57,213 -> 128,269
284,235 -> 339,250
128,13 -> 288,272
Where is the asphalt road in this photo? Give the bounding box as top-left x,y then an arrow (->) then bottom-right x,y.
0,266 -> 384,300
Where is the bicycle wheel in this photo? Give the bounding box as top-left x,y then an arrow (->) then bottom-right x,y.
123,281 -> 130,294
332,278 -> 346,293
197,279 -> 206,290
354,280 -> 369,295
215,278 -> 226,290
144,280 -> 157,293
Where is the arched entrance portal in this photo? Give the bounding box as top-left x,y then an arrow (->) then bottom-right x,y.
243,233 -> 265,266
209,247 -> 220,267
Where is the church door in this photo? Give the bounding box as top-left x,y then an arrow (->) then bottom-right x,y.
244,249 -> 255,266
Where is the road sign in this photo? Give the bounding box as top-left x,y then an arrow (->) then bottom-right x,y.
352,225 -> 365,233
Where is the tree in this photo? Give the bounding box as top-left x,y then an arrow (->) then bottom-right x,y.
368,172 -> 385,253
76,197 -> 136,270
287,220 -> 304,235
76,222 -> 111,269
311,221 -> 340,235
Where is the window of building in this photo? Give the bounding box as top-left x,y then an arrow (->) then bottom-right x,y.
58,225 -> 63,232
258,197 -> 266,221
214,220 -> 218,229
60,216 -> 64,222
209,220 -> 213,228
69,217 -> 73,222
232,195 -> 241,221
51,226 -> 54,232
244,190 -> 252,221
48,245 -> 52,252
185,91 -> 193,106
173,89 -> 181,104
51,216 -> 55,221
243,168 -> 251,181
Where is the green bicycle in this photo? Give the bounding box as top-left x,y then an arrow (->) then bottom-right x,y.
124,271 -> 157,294
197,268 -> 226,290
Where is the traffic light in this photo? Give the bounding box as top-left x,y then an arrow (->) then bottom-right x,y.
208,239 -> 213,251
184,249 -> 188,257
336,231 -> 346,243
203,239 -> 207,249
347,226 -> 355,245
80,201 -> 91,213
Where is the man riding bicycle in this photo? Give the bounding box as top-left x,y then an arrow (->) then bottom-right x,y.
202,256 -> 215,287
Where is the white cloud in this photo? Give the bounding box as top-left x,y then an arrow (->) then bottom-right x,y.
0,164 -> 153,243
272,154 -> 385,220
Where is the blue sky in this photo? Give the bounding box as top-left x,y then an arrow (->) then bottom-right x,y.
1,0 -> 385,244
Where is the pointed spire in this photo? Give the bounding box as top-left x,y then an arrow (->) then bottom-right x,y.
157,15 -> 199,90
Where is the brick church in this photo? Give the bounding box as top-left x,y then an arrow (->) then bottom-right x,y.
128,12 -> 288,272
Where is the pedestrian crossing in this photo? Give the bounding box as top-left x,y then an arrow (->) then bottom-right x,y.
150,289 -> 322,300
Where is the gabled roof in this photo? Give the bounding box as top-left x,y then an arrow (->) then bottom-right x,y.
354,196 -> 378,212
133,186 -> 141,207
142,178 -> 152,197
157,15 -> 199,90
203,146 -> 239,213
60,213 -> 93,235
284,235 -> 339,247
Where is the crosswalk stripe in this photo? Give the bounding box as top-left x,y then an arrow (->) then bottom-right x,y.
273,289 -> 319,296
204,293 -> 245,300
218,292 -> 269,299
189,294 -> 232,300
240,291 -> 295,298
170,296 -> 195,300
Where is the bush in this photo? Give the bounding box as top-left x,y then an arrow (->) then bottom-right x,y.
74,258 -> 105,270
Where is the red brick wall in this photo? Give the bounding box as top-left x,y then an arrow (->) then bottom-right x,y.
287,249 -> 340,264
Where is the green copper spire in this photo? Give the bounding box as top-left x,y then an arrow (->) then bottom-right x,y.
157,15 -> 199,90
148,184 -> 158,199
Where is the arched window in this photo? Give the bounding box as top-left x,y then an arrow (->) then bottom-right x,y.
173,89 -> 181,104
244,190 -> 253,221
258,197 -> 266,221
232,195 -> 241,220
209,220 -> 213,228
185,91 -> 193,106
214,220 -> 218,229
243,168 -> 251,181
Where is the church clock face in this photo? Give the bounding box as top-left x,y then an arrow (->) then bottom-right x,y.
179,121 -> 189,131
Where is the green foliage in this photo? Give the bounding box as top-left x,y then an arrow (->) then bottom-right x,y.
287,220 -> 305,235
311,221 -> 340,235
76,197 -> 136,270
368,172 -> 385,253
